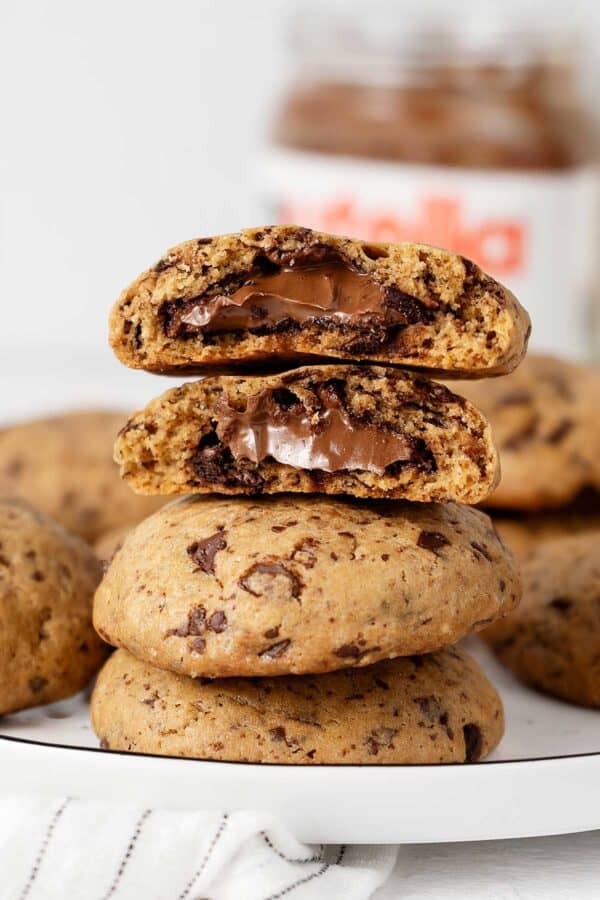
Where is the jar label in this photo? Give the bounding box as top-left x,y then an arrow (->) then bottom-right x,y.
260,148 -> 600,358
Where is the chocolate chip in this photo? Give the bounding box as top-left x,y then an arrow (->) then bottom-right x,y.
549,597 -> 573,614
29,676 -> 48,694
191,434 -> 265,491
188,636 -> 206,654
382,285 -> 435,323
497,390 -> 532,407
470,541 -> 492,562
269,726 -> 287,742
503,414 -> 539,450
546,419 -> 574,445
366,737 -> 380,756
463,723 -> 483,762
239,562 -> 302,600
259,639 -> 291,659
334,643 -> 362,659
374,678 -> 390,690
167,605 -> 206,638
207,610 -> 228,633
271,387 -> 303,413
263,626 -> 280,639
414,695 -> 443,721
417,531 -> 449,555
290,539 -> 318,569
187,531 -> 227,575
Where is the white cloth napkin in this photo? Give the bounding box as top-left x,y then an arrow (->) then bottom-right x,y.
0,796 -> 397,899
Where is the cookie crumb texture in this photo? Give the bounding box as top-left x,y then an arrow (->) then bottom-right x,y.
109,226 -> 530,377
0,411 -> 164,541
484,532 -> 600,707
91,646 -> 504,764
455,355 -> 600,511
0,498 -> 107,715
115,365 -> 499,504
93,495 -> 520,678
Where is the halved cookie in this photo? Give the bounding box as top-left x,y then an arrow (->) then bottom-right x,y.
109,225 -> 530,376
93,495 -> 520,678
92,646 -> 504,764
115,365 -> 499,504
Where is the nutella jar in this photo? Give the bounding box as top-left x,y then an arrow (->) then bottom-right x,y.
262,14 -> 600,359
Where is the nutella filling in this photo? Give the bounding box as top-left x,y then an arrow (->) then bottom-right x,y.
177,257 -> 432,334
215,388 -> 416,475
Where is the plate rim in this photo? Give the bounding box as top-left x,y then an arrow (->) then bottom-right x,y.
2,731 -> 600,767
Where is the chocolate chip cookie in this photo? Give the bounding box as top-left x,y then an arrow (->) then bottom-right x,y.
94,495 -> 520,678
0,498 -> 107,715
91,645 -> 504,763
0,411 -> 164,541
483,532 -> 600,707
109,225 -> 530,376
115,365 -> 499,504
455,355 -> 600,511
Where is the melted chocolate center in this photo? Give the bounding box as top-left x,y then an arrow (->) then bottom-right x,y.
215,387 -> 416,475
171,252 -> 434,339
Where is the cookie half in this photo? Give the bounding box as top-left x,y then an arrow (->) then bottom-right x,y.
115,365 -> 499,504
93,495 -> 520,678
0,411 -> 164,541
483,532 -> 600,707
91,646 -> 504,764
109,225 -> 530,376
455,355 -> 600,511
0,498 -> 107,715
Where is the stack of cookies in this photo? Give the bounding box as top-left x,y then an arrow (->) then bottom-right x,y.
91,226 -> 530,764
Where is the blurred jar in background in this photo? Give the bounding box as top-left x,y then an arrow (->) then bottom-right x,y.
262,12 -> 600,360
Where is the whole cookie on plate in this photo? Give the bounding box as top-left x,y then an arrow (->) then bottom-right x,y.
94,495 -> 520,678
109,225 -> 530,376
0,498 -> 107,715
483,532 -> 600,707
0,411 -> 164,541
455,355 -> 600,511
91,646 -> 504,764
115,364 -> 499,504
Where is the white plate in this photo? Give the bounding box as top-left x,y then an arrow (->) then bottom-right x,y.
1,640 -> 599,845
2,356 -> 599,843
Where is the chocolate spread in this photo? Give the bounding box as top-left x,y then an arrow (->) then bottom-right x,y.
215,388 -> 416,474
179,257 -> 432,332
179,259 -> 418,334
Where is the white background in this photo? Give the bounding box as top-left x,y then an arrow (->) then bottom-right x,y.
1,0 -> 600,359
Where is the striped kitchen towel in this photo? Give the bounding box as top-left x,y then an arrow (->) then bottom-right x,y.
0,796 -> 397,899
